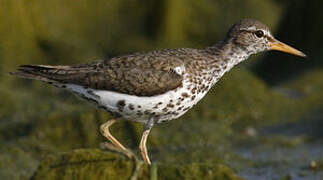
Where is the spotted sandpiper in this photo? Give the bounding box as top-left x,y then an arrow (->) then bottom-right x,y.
10,19 -> 306,165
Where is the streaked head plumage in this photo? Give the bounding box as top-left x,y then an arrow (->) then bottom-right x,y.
225,19 -> 306,57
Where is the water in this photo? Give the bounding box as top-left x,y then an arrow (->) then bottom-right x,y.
232,113 -> 323,180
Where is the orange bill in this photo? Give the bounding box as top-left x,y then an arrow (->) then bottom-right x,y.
269,39 -> 306,57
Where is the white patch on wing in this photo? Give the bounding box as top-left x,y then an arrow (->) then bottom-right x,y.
173,65 -> 185,75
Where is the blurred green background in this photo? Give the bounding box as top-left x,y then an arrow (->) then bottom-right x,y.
0,0 -> 322,179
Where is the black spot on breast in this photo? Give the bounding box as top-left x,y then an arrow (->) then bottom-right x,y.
173,112 -> 179,116
144,110 -> 151,115
160,119 -> 168,123
181,92 -> 190,98
128,104 -> 134,110
117,100 -> 126,107
213,69 -> 220,73
191,87 -> 197,94
136,110 -> 143,116
167,103 -> 175,108
117,100 -> 126,112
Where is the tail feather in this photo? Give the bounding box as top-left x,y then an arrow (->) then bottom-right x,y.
9,65 -> 70,83
9,71 -> 56,82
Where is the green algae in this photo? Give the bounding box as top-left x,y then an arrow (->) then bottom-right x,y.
158,163 -> 243,180
31,149 -> 242,180
31,149 -> 147,180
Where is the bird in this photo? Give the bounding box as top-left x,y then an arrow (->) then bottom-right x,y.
10,19 -> 306,165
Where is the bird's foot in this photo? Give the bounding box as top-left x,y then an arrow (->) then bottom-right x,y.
100,142 -> 136,160
100,142 -> 144,180
130,157 -> 144,180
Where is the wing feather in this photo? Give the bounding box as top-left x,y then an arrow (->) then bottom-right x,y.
10,51 -> 186,96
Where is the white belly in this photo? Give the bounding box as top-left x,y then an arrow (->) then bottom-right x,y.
65,79 -> 211,124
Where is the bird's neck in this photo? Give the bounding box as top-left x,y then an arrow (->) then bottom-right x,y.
205,41 -> 251,75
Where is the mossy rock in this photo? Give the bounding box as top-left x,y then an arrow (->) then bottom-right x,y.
158,163 -> 243,180
32,149 -> 243,180
31,149 -> 147,180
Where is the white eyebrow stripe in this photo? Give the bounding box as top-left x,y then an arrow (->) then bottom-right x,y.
240,26 -> 257,31
240,28 -> 272,37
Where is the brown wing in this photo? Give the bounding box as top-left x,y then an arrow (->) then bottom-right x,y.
73,66 -> 183,96
10,51 -> 185,96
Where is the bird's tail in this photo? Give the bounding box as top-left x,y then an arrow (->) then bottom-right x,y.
9,65 -> 71,83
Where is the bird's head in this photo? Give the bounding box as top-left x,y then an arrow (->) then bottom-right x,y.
225,19 -> 306,57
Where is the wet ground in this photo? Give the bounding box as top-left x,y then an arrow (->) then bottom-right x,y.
232,113 -> 323,180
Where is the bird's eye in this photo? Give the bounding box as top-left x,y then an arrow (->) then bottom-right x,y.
255,30 -> 264,38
